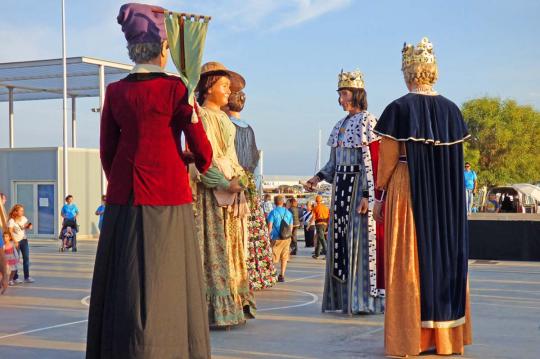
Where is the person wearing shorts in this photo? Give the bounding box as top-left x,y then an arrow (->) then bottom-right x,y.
267,195 -> 293,282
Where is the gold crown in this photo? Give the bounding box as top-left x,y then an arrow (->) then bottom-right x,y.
402,37 -> 436,69
337,69 -> 364,89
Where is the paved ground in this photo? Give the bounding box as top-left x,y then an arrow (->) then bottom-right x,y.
0,238 -> 539,358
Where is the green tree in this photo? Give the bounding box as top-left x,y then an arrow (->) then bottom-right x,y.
461,97 -> 540,187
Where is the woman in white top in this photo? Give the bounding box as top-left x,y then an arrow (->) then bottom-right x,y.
7,204 -> 34,283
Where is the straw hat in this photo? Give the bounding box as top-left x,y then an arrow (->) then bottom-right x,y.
200,62 -> 245,92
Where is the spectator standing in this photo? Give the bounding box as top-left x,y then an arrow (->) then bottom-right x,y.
3,232 -> 19,286
262,194 -> 274,220
0,233 -> 7,293
464,162 -> 477,214
301,202 -> 315,247
485,193 -> 500,213
288,198 -> 301,255
0,192 -> 8,293
95,195 -> 106,231
7,204 -> 34,283
312,195 -> 329,259
61,195 -> 79,226
267,195 -> 293,282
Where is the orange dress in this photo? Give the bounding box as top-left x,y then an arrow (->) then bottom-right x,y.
377,138 -> 472,356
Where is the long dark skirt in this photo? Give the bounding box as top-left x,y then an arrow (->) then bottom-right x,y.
86,203 -> 211,359
304,226 -> 315,247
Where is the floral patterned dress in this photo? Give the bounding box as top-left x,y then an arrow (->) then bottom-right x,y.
231,117 -> 277,290
194,108 -> 256,327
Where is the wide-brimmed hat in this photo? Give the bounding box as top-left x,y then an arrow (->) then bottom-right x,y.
200,62 -> 245,92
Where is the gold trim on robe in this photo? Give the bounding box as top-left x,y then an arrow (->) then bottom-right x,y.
378,137 -> 472,356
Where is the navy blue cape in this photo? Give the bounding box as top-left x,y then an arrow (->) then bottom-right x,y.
375,93 -> 470,325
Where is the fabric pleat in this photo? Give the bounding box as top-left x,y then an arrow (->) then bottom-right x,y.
86,204 -> 211,359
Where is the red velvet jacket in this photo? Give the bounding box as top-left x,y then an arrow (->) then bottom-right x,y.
100,73 -> 212,206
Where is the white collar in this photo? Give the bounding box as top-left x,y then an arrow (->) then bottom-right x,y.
229,116 -> 249,128
130,64 -> 165,74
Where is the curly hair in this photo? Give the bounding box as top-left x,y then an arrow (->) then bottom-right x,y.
196,72 -> 230,105
402,62 -> 438,86
227,91 -> 246,112
127,42 -> 162,64
8,204 -> 24,219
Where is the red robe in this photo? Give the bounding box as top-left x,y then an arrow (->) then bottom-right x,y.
369,140 -> 385,290
100,73 -> 212,206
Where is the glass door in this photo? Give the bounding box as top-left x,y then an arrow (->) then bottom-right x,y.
14,183 -> 36,236
13,182 -> 56,238
37,184 -> 55,235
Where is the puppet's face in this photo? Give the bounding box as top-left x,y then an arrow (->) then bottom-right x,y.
338,89 -> 354,112
206,76 -> 231,107
159,40 -> 169,68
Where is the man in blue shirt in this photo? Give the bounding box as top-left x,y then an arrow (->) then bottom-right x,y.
464,162 -> 478,214
95,195 -> 106,231
267,195 -> 293,282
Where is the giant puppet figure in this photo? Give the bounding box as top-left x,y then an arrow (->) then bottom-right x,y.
86,3 -> 213,358
373,37 -> 472,356
225,90 -> 277,291
305,70 -> 385,315
193,62 -> 256,328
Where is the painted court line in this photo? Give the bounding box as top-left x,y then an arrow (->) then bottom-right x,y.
258,289 -> 319,312
0,320 -> 88,340
2,274 -> 320,340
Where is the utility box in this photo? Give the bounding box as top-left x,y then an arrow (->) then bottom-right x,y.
0,147 -> 103,239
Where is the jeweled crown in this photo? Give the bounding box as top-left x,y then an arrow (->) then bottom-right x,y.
337,69 -> 364,90
402,37 -> 436,69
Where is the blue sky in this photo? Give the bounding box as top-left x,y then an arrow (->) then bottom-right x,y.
1,0 -> 539,175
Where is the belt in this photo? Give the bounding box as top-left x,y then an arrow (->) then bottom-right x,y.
315,219 -> 328,224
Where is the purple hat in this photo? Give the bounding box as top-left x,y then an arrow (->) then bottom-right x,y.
117,3 -> 167,45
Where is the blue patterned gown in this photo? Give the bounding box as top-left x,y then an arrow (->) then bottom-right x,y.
317,112 -> 385,314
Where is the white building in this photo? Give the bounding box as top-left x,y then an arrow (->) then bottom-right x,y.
0,147 -> 102,238
0,56 -> 132,238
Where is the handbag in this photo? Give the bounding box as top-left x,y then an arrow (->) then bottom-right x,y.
213,189 -> 237,207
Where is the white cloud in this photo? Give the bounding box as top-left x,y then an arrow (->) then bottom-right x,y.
273,0 -> 353,30
151,0 -> 353,31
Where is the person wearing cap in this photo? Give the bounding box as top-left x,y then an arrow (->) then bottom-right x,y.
311,195 -> 329,259
305,69 -> 385,316
192,61 -> 256,327
373,37 -> 472,356
86,4 -> 213,358
224,90 -> 277,290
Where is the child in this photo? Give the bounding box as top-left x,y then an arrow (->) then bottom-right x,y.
486,193 -> 500,213
3,232 -> 19,286
63,226 -> 75,250
0,234 -> 7,294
